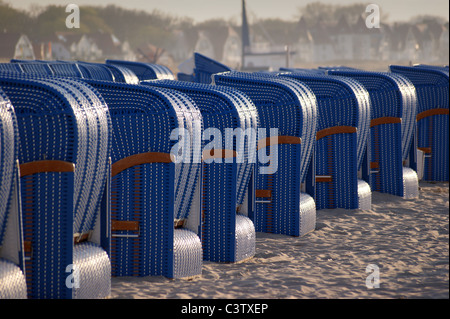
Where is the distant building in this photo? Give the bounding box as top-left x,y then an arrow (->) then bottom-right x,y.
194,30 -> 217,61
54,31 -> 135,61
222,27 -> 242,69
0,33 -> 35,61
439,23 -> 449,62
294,17 -> 314,63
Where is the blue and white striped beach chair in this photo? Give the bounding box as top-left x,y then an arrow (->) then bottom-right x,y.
0,88 -> 27,299
81,79 -> 203,278
0,72 -> 112,299
327,69 -> 419,199
278,71 -> 372,211
390,65 -> 449,182
212,71 -> 317,237
142,79 -> 258,262
106,60 -> 175,81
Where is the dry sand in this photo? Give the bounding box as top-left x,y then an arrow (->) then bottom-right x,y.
110,181 -> 449,299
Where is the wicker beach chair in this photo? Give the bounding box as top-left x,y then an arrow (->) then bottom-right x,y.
0,88 -> 27,299
105,60 -> 175,81
327,69 -> 419,199
142,79 -> 258,262
81,79 -> 203,278
0,72 -> 112,299
212,71 -> 317,237
390,65 -> 449,182
276,71 -> 372,211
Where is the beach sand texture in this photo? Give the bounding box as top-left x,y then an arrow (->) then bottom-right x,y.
111,181 -> 449,299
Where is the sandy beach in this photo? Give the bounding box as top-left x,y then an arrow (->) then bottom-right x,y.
110,181 -> 449,299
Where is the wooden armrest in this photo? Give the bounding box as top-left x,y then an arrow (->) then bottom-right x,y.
370,117 -> 402,127
256,190 -> 272,198
112,152 -> 174,177
20,160 -> 75,177
316,126 -> 357,140
417,108 -> 449,121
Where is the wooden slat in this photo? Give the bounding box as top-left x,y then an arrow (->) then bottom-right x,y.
370,162 -> 380,169
23,241 -> 32,253
112,152 -> 173,177
111,220 -> 139,231
417,108 -> 449,121
255,189 -> 272,198
370,117 -> 402,127
316,126 -> 357,140
316,176 -> 332,183
20,160 -> 75,177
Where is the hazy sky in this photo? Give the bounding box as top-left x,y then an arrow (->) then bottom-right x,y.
5,0 -> 450,23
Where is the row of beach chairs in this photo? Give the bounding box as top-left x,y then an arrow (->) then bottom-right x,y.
0,56 -> 448,298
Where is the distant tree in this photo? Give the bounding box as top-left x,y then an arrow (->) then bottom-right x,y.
95,5 -> 176,48
409,15 -> 448,25
296,2 -> 389,26
253,18 -> 298,45
0,2 -> 33,34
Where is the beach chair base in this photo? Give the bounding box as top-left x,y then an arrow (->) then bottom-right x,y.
72,242 -> 111,299
0,258 -> 27,299
299,192 -> 317,237
358,179 -> 372,211
402,167 -> 419,199
235,214 -> 256,262
173,229 -> 203,279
